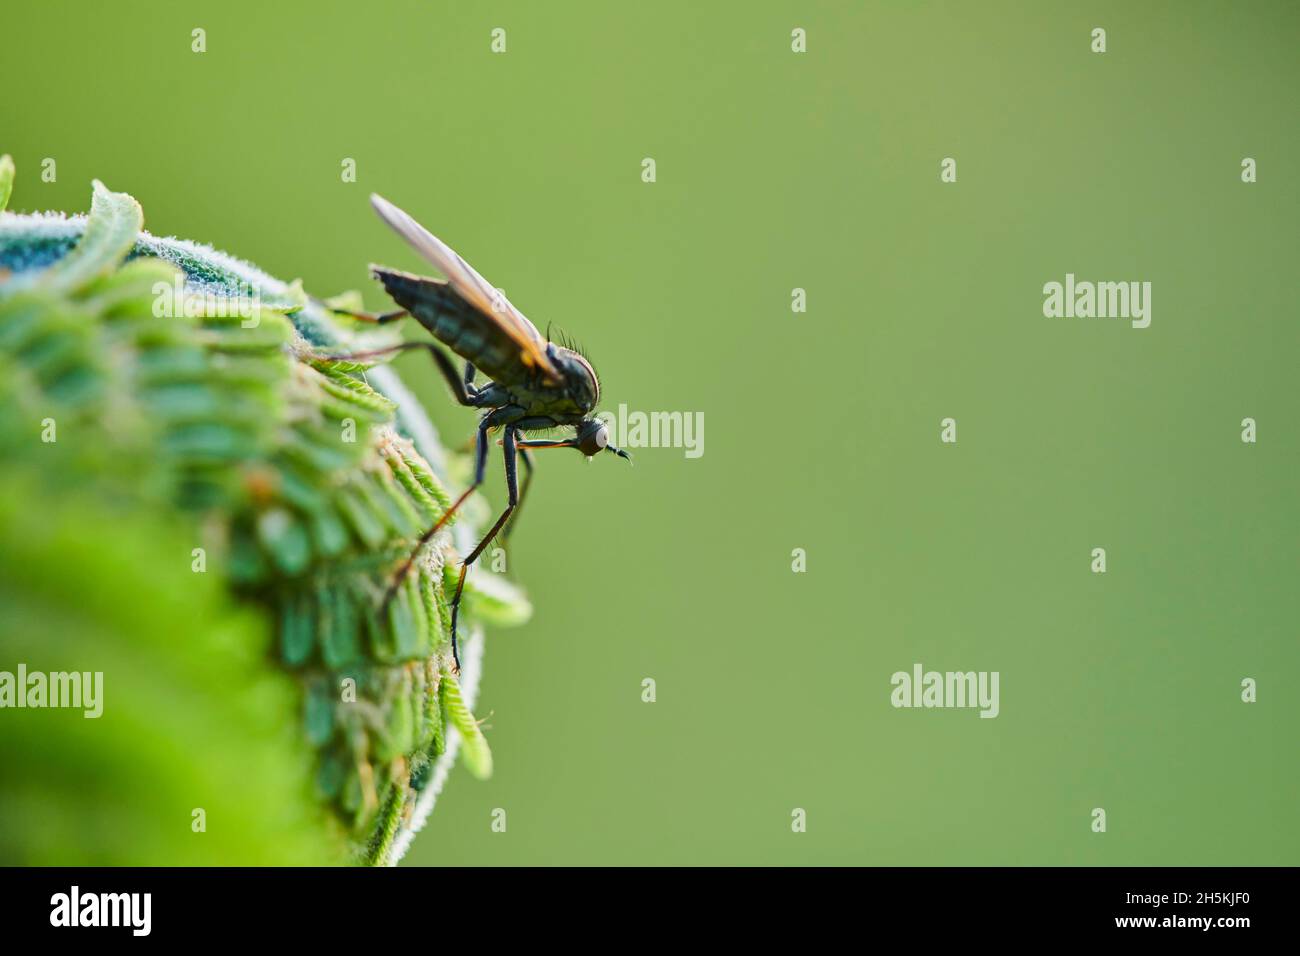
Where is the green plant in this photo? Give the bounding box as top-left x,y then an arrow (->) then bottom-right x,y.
0,158 -> 529,865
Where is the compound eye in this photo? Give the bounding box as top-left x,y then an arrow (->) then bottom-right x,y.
594,423 -> 609,450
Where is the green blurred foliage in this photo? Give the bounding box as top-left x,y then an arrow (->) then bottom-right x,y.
0,475 -> 337,865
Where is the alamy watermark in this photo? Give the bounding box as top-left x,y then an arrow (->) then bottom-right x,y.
1043,273 -> 1151,329
595,403 -> 704,459
50,886 -> 150,935
890,663 -> 999,718
152,274 -> 263,327
0,664 -> 103,718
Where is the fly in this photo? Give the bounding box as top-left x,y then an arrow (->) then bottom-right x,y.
325,194 -> 630,669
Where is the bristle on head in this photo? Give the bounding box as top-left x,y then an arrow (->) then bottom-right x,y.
548,325 -> 590,361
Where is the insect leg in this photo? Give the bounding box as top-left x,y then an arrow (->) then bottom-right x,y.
498,416 -> 555,544
447,425 -> 520,670
515,438 -> 573,449
311,296 -> 409,325
337,308 -> 408,325
502,446 -> 533,544
380,410 -> 498,613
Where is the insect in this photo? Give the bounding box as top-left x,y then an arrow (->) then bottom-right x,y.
327,194 -> 630,670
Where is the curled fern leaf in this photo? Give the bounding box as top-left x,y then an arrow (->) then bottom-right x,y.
0,162 -> 528,865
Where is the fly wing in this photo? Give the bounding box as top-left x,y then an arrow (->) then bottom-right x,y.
370,193 -> 561,383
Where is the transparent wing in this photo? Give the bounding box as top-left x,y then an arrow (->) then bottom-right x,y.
370,194 -> 561,383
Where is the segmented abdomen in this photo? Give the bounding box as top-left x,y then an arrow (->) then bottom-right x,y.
373,267 -> 527,386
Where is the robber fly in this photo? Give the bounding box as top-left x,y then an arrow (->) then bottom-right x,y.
328,194 -> 630,669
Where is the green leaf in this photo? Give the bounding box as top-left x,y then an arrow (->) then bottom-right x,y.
462,569 -> 534,627
440,666 -> 493,780
256,507 -> 313,575
0,154 -> 13,214
321,582 -> 362,669
39,180 -> 142,295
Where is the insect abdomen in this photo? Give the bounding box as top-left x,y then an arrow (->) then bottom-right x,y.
372,267 -> 522,382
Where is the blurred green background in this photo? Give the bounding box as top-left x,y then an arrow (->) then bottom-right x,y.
3,0 -> 1297,865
